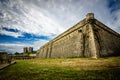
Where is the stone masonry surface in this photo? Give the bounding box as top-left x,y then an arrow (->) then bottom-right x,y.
37,13 -> 120,58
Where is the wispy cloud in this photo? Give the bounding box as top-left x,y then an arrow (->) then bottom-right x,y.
0,29 -> 23,38
0,39 -> 49,53
0,0 -> 65,38
112,9 -> 120,33
0,0 -> 120,53
0,0 -> 120,36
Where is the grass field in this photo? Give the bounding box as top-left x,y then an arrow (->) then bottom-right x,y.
0,57 -> 120,80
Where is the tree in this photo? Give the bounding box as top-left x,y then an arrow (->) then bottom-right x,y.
14,52 -> 19,55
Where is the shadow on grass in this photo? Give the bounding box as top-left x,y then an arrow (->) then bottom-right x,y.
0,66 -> 120,80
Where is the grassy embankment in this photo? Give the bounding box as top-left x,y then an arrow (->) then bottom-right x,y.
0,57 -> 120,80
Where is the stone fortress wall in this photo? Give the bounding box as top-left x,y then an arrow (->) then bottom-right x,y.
37,13 -> 120,58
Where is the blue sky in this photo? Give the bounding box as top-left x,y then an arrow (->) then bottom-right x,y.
0,0 -> 120,53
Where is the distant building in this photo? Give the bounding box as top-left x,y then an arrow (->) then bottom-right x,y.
29,47 -> 33,53
23,47 -> 33,53
23,47 -> 28,53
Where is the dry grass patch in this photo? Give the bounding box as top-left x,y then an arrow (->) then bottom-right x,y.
0,57 -> 120,80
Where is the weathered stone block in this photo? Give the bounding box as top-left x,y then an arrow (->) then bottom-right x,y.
37,13 -> 120,58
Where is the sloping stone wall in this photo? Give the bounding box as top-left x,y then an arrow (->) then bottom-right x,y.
94,20 -> 120,56
37,13 -> 120,58
37,19 -> 87,58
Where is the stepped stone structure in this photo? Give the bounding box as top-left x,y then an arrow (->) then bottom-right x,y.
37,13 -> 120,58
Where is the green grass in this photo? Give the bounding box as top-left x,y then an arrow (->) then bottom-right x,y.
0,57 -> 120,80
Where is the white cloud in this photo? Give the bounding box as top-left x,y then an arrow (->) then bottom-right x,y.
0,0 -> 65,38
20,7 -> 65,36
112,9 -> 120,33
0,29 -> 23,38
0,43 -> 28,53
33,40 -> 49,50
0,0 -> 120,37
0,39 -> 49,53
0,0 -> 120,53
